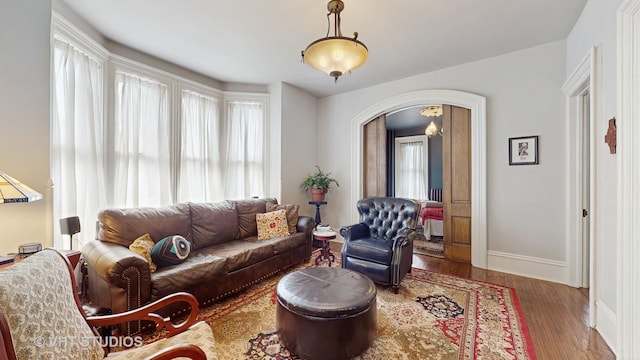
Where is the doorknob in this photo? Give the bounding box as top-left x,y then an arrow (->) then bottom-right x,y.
582,209 -> 588,217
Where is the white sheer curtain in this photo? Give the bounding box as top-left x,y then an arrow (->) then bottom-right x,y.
178,90 -> 223,202
224,101 -> 265,199
112,71 -> 172,207
396,140 -> 428,199
51,38 -> 107,249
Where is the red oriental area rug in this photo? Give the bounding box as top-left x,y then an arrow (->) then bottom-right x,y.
198,256 -> 536,359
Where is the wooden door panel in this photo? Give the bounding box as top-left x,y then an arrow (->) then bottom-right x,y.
443,105 -> 472,263
450,216 -> 471,246
451,110 -> 472,202
363,115 -> 387,197
449,216 -> 472,261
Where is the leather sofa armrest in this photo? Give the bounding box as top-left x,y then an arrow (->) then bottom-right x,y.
82,239 -> 152,316
340,223 -> 369,241
296,215 -> 314,235
296,215 -> 314,262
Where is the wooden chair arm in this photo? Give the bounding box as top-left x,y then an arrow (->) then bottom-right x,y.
144,343 -> 206,360
86,292 -> 199,338
0,310 -> 17,360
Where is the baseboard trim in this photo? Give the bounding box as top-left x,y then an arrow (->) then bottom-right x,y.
595,301 -> 617,355
487,250 -> 567,284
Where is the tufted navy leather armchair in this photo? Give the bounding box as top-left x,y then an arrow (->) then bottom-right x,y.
340,197 -> 420,293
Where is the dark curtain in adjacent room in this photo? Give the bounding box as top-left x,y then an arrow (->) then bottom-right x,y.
386,129 -> 395,196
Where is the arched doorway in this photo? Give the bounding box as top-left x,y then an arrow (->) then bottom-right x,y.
349,90 -> 488,269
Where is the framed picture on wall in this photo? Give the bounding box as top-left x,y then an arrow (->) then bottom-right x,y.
509,136 -> 539,165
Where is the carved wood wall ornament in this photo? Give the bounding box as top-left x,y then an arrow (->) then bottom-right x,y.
605,117 -> 617,154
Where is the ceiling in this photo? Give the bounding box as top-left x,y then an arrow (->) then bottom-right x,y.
61,0 -> 587,99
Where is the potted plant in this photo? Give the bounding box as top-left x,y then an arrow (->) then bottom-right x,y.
300,166 -> 340,202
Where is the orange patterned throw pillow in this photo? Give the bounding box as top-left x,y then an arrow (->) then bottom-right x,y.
266,203 -> 300,234
256,209 -> 290,240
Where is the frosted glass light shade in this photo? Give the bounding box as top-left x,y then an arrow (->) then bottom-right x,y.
303,37 -> 368,80
425,121 -> 440,137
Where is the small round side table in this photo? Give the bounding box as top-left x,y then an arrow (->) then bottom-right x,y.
313,229 -> 336,266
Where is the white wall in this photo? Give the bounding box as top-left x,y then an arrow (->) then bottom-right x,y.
0,0 -> 52,255
566,0 -> 623,351
317,41 -> 568,279
272,82 -> 318,219
268,82 -> 283,202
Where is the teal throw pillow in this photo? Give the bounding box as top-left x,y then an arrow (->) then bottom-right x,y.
151,235 -> 191,267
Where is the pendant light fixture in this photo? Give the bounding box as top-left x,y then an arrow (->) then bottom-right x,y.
301,0 -> 368,82
421,106 -> 444,138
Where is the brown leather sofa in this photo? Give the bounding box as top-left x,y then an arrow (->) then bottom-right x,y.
82,198 -> 313,334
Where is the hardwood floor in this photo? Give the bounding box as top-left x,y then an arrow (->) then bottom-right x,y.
411,254 -> 615,359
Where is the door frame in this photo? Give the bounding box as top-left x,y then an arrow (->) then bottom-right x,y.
561,46 -> 599,329
618,0 -> 640,355
349,90 -> 487,269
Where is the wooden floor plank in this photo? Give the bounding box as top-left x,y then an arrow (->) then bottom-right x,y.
411,254 -> 615,359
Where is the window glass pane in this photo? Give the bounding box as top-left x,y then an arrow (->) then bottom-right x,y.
396,140 -> 427,199
113,71 -> 171,207
51,38 -> 106,249
179,89 -> 222,202
225,100 -> 265,199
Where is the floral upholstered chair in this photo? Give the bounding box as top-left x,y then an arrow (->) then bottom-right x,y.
0,249 -> 217,360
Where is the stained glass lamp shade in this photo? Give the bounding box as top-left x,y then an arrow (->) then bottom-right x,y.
0,171 -> 42,203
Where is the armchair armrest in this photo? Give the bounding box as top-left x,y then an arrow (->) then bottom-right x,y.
340,223 -> 369,241
146,343 -> 206,360
88,293 -> 209,359
86,292 -> 199,338
392,228 -> 414,248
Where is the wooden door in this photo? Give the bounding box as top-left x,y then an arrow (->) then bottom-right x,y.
363,115 -> 387,197
442,105 -> 472,262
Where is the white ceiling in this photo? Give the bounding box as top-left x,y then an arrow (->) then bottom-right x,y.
61,0 -> 587,99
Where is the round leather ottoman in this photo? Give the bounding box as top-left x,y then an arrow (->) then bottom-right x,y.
276,267 -> 377,360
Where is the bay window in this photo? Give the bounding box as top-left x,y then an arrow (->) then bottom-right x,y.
51,16 -> 268,248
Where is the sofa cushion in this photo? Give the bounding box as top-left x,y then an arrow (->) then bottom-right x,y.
256,209 -> 289,240
190,201 -> 238,249
129,233 -> 157,273
151,252 -> 227,300
342,237 -> 394,265
235,198 -> 278,238
98,204 -> 191,247
257,232 -> 308,254
151,235 -> 191,267
205,239 -> 274,272
266,203 -> 300,234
